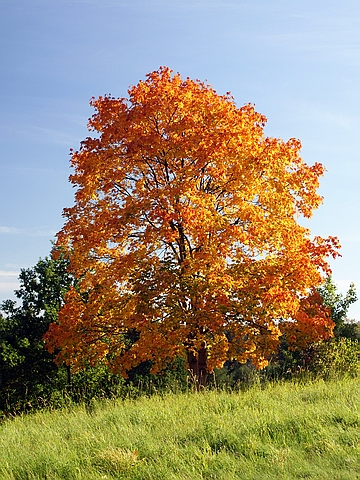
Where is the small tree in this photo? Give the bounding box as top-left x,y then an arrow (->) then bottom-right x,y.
317,276 -> 357,339
45,67 -> 339,387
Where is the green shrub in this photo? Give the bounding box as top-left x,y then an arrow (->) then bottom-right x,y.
304,338 -> 359,379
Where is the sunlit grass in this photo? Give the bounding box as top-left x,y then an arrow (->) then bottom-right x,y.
0,377 -> 359,479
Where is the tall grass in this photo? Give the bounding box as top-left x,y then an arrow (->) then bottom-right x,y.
0,377 -> 358,479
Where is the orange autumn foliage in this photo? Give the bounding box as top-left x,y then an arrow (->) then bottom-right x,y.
280,289 -> 335,350
44,67 -> 340,376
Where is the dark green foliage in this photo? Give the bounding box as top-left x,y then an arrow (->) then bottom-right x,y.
59,365 -> 127,404
264,336 -> 359,383
125,356 -> 189,395
0,255 -> 74,414
211,338 -> 359,389
209,362 -> 261,390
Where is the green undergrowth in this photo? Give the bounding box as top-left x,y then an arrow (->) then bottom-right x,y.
0,377 -> 359,479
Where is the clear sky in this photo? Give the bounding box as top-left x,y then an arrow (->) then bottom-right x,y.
1,0 -> 359,319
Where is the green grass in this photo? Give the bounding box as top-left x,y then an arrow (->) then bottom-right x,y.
0,377 -> 359,479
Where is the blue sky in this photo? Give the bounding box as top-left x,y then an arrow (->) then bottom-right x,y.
1,0 -> 359,319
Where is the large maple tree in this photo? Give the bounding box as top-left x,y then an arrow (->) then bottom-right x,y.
45,67 -> 339,385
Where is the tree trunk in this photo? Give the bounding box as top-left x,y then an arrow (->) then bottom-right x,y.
187,343 -> 208,389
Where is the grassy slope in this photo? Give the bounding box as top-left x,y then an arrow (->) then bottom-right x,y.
0,377 -> 359,480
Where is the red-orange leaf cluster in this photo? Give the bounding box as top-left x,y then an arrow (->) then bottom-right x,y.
280,289 -> 335,351
44,67 -> 340,380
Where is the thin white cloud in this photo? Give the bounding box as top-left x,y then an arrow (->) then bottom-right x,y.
0,226 -> 57,237
0,226 -> 22,234
29,126 -> 80,146
0,271 -> 19,277
28,228 -> 58,237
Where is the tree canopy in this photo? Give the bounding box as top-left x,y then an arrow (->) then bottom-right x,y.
45,67 -> 340,383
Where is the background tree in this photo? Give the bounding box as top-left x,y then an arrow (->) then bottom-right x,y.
45,67 -> 340,386
0,255 -> 73,412
317,276 -> 358,339
0,254 -> 130,415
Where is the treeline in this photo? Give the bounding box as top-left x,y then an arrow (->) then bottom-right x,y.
0,255 -> 358,418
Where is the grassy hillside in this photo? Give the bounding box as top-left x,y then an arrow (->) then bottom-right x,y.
0,377 -> 359,479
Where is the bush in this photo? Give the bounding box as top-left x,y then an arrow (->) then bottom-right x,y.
303,338 -> 359,379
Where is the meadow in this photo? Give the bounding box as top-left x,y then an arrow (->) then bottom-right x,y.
0,376 -> 358,480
